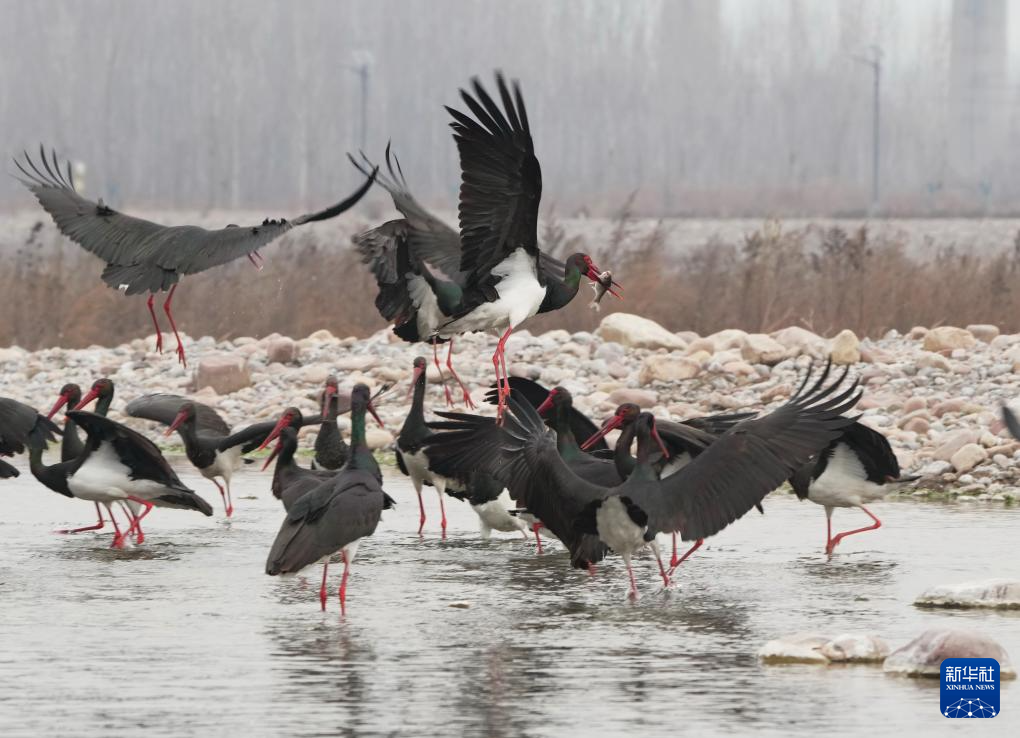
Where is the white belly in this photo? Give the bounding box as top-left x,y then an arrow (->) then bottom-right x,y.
437,249 -> 545,336
808,445 -> 887,508
399,447 -> 446,488
69,443 -> 165,503
204,447 -> 241,480
595,496 -> 648,556
472,491 -> 527,533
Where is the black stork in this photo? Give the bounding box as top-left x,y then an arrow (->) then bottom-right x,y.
265,384 -> 394,614
262,425 -> 337,510
1,397 -> 61,479
311,376 -> 349,470
426,364 -> 861,598
789,420 -> 918,555
581,402 -> 757,573
354,74 -> 618,420
46,381 -> 140,535
28,411 -> 212,547
126,394 -> 242,517
15,146 -> 376,366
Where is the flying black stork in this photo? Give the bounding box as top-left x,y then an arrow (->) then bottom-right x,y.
47,381 -> 140,535
426,363 -> 861,598
353,74 -> 618,419
266,384 -> 394,614
15,146 -> 377,366
789,420 -> 918,555
28,411 -> 212,547
1,397 -> 61,479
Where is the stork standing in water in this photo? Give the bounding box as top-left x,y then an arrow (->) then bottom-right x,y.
16,147 -> 376,365
790,421 -> 918,555
266,385 -> 393,614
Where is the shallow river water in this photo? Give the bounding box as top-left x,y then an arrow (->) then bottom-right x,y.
1,465 -> 1019,736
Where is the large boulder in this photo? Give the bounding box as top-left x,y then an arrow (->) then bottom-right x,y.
758,633 -> 830,664
266,336 -> 300,364
915,580 -> 1020,610
705,328 -> 748,351
820,634 -> 890,663
950,443 -> 987,473
771,326 -> 828,359
923,326 -> 975,353
607,388 -> 658,407
638,355 -> 701,384
596,313 -> 686,350
194,356 -> 252,394
966,324 -> 1000,343
830,329 -> 861,365
740,334 -> 787,365
884,629 -> 1016,678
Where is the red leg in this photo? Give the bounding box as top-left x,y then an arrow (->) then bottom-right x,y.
670,533 -> 679,568
653,544 -> 672,588
667,538 -> 703,577
213,479 -> 232,518
624,555 -> 639,600
445,340 -> 475,409
162,283 -> 187,367
587,562 -> 597,577
125,496 -> 154,543
532,522 -> 544,554
338,550 -> 350,616
492,327 -> 514,422
826,514 -> 834,554
319,561 -> 329,611
415,486 -> 426,536
436,489 -> 448,539
109,506 -> 127,549
827,506 -> 882,554
55,502 -> 106,534
147,294 -> 164,353
116,502 -> 144,544
432,340 -> 454,407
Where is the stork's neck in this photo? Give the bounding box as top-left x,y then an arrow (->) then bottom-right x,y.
551,404 -> 582,461
631,428 -> 661,482
29,445 -> 71,497
94,393 -> 113,417
613,422 -> 638,479
540,268 -> 582,313
347,405 -> 377,474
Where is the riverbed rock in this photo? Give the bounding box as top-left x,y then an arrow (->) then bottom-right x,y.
933,430 -> 980,461
596,313 -> 686,350
740,334 -> 787,365
915,580 -> 1020,610
820,634 -> 890,663
608,388 -> 657,407
266,337 -> 299,364
365,428 -> 394,450
830,329 -> 860,365
638,355 -> 701,384
771,326 -> 828,359
884,629 -> 1016,678
193,356 -> 252,394
758,633 -> 830,664
950,443 -> 987,473
966,324 -> 1000,343
923,326 -> 975,353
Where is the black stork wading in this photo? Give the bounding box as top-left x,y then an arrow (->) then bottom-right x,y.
581,401 -> 757,574
426,364 -> 861,598
789,420 -> 918,555
46,381 -> 140,534
126,394 -> 244,517
262,425 -> 337,510
266,384 -> 394,614
15,147 -> 376,366
397,356 -> 527,539
1,397 -> 61,479
353,74 -> 618,419
28,412 -> 212,547
311,376 -> 349,470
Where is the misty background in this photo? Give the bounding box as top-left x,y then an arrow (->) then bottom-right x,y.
2,0 -> 1020,217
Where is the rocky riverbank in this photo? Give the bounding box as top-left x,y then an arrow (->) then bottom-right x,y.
2,313 -> 1020,500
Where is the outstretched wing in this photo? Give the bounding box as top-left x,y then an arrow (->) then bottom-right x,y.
446,73 -> 542,287
647,362 -> 861,540
125,393 -> 231,437
426,392 -> 609,567
217,414 -> 323,454
17,147 -> 376,293
68,411 -> 189,490
0,397 -> 61,455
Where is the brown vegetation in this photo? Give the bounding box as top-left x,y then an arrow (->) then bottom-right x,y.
3,209 -> 1020,350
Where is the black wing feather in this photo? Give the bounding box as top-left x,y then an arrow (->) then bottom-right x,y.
125,393 -> 231,437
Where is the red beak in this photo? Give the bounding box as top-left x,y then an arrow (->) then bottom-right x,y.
47,392 -> 72,420
321,385 -> 337,417
261,437 -> 284,472
71,387 -> 99,412
367,401 -> 385,429
406,363 -> 425,399
257,413 -> 294,451
536,389 -> 558,417
165,408 -> 188,437
581,413 -> 624,451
